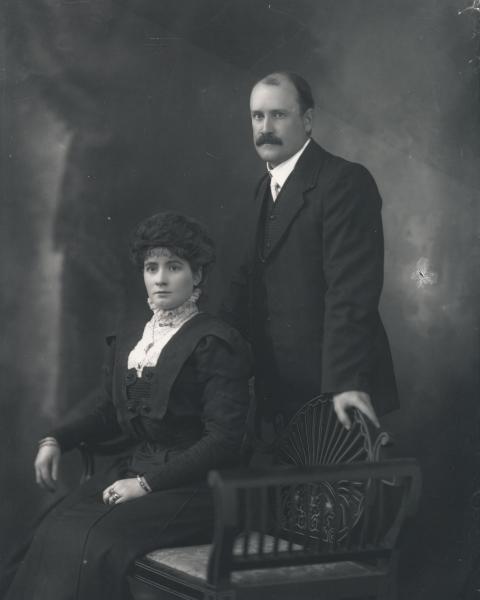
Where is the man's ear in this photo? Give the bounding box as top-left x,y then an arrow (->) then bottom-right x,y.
303,108 -> 314,135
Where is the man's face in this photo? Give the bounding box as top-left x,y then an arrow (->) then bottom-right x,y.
250,79 -> 312,167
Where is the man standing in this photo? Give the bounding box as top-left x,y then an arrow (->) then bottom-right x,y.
221,72 -> 398,432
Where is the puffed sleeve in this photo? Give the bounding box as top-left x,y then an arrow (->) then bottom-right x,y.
143,332 -> 252,491
48,335 -> 123,452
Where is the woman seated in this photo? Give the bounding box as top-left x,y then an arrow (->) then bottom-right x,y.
3,211 -> 251,600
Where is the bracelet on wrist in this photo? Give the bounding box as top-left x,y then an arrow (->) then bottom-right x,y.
136,474 -> 152,494
38,437 -> 59,448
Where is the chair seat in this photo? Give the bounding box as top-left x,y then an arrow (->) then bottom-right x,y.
137,533 -> 384,585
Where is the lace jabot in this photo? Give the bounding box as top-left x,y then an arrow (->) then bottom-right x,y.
147,287 -> 200,327
128,290 -> 200,377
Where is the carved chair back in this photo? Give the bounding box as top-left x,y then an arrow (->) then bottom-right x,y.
274,395 -> 392,548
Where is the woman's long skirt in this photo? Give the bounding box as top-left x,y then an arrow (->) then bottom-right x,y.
3,461 -> 214,600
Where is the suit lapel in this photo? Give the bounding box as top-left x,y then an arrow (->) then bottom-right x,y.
262,140 -> 327,260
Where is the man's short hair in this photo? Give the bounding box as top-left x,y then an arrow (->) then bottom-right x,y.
256,71 -> 315,114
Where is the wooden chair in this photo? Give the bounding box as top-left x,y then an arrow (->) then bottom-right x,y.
122,396 -> 421,600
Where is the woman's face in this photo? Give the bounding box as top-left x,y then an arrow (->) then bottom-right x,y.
143,247 -> 201,311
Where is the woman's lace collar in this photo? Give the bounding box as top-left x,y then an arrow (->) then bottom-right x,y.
147,288 -> 200,329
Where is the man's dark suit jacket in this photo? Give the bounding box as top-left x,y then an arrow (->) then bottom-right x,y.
221,140 -> 399,422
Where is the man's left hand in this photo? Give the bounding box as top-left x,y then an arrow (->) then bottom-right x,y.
332,391 -> 380,430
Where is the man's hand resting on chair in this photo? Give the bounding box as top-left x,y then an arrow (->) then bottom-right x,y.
333,391 -> 380,430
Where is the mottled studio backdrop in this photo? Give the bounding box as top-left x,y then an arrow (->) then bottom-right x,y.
1,2 -> 479,598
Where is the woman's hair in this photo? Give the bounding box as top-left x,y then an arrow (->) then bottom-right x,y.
130,211 -> 216,286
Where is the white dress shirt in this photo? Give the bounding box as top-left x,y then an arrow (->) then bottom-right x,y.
267,138 -> 311,201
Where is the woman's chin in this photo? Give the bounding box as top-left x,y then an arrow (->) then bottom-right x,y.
152,301 -> 176,311
149,295 -> 182,311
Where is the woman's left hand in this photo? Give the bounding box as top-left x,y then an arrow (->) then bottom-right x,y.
102,478 -> 149,505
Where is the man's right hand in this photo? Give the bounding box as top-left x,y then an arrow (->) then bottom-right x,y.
332,390 -> 380,430
34,443 -> 61,492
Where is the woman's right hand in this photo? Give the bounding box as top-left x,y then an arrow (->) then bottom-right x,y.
34,443 -> 61,492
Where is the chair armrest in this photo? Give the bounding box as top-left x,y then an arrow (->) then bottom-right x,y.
209,459 -> 420,492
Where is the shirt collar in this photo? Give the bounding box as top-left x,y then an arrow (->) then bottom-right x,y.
267,138 -> 311,188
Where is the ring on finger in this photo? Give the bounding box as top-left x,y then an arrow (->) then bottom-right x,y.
111,493 -> 120,503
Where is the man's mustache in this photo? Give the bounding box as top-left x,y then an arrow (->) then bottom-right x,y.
256,133 -> 282,147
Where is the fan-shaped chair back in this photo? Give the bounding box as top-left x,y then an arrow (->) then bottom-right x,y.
276,394 -> 390,466
275,395 -> 392,547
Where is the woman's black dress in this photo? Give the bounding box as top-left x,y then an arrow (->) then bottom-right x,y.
3,313 -> 251,600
